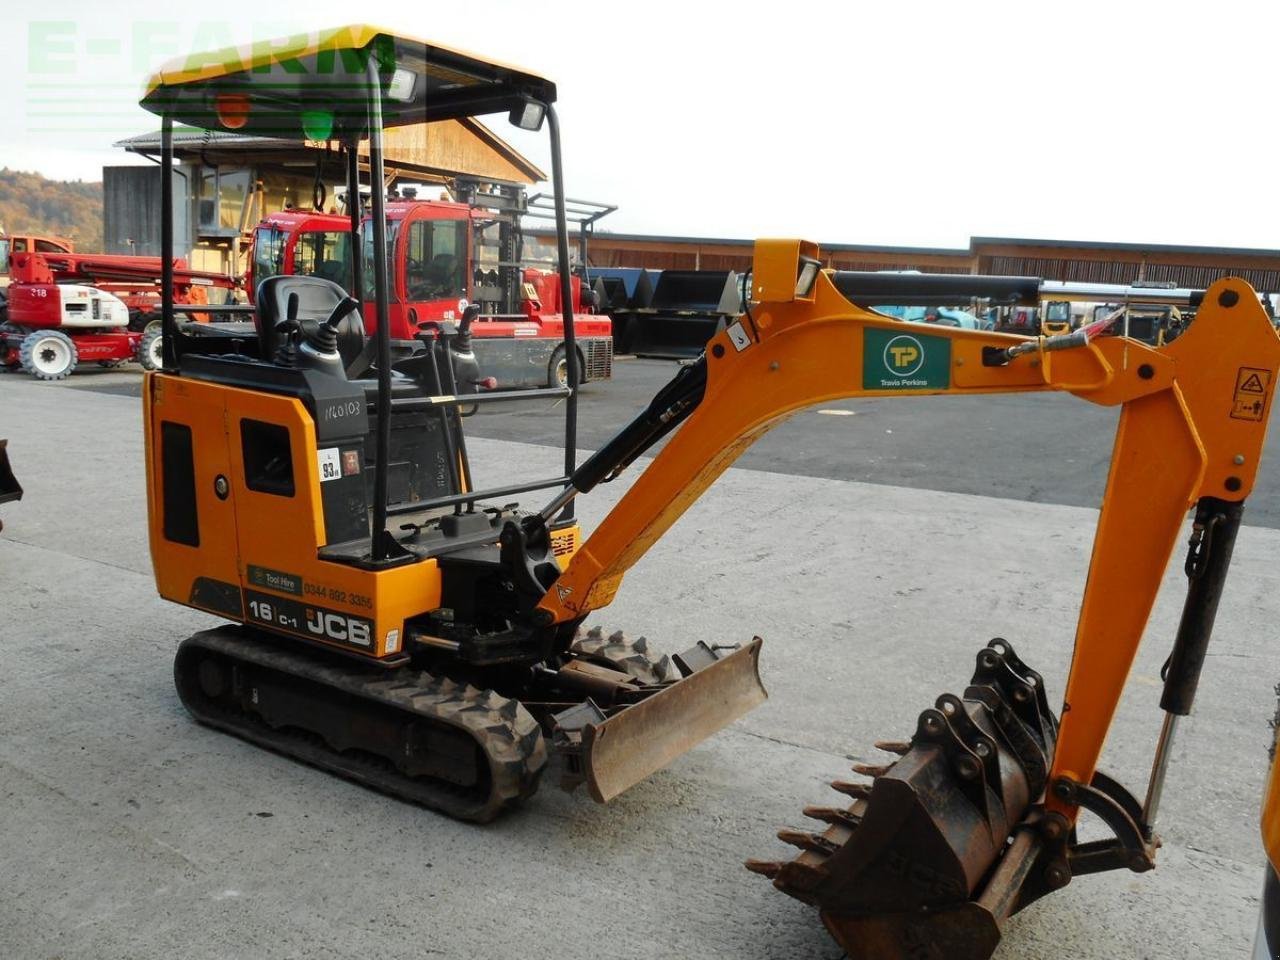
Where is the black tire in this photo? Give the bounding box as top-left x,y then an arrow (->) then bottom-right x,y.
0,322 -> 26,369
569,627 -> 680,685
128,310 -> 159,333
19,329 -> 77,381
137,324 -> 163,371
548,344 -> 584,389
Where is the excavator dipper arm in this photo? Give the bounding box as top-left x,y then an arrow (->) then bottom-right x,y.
530,239 -> 1280,958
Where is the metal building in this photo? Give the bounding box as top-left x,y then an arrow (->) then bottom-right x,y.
541,230 -> 1280,294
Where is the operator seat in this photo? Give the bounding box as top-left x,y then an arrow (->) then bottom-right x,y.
255,275 -> 365,370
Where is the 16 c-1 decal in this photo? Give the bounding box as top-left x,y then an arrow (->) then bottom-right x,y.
245,588 -> 373,649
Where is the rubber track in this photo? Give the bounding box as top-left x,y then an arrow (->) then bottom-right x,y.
175,626 -> 547,822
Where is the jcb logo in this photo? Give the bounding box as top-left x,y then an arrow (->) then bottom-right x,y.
306,608 -> 372,647
884,335 -> 925,376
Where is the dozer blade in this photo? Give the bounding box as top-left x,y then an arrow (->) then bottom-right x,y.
0,439 -> 22,505
581,637 -> 766,803
753,639 -> 1061,960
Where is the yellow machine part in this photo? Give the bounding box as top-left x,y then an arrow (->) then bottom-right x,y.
143,371 -> 579,660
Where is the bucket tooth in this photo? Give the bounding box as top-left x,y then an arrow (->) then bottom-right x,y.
874,739 -> 912,756
744,858 -> 782,879
831,779 -> 873,799
803,805 -> 862,829
851,761 -> 892,777
778,828 -> 841,856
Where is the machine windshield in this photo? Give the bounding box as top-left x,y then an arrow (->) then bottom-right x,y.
293,230 -> 353,288
361,221 -> 401,300
405,219 -> 468,301
252,226 -> 285,285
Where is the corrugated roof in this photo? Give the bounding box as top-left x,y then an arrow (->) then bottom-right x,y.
114,116 -> 545,185
974,236 -> 1280,259
526,228 -> 970,258
532,228 -> 1280,262
115,130 -> 298,149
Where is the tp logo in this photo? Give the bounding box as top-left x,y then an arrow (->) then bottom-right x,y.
884,335 -> 924,376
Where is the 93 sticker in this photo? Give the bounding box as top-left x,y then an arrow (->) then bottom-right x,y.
317,447 -> 341,482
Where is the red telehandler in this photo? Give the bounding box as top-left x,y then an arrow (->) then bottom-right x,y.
247,191 -> 614,389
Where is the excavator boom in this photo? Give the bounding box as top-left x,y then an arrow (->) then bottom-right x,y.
527,239 -> 1280,957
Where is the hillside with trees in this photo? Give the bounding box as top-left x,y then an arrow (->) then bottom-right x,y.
0,169 -> 102,251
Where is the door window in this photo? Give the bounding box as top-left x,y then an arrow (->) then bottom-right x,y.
404,219 -> 467,301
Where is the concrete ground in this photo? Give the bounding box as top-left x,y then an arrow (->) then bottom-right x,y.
0,360 -> 1275,959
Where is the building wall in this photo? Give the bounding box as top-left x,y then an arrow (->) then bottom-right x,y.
977,246 -> 1280,291
561,234 -> 974,275
104,163 -> 328,276
547,230 -> 1280,292
103,166 -> 189,259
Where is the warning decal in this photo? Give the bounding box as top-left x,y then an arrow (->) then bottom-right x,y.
1231,367 -> 1272,422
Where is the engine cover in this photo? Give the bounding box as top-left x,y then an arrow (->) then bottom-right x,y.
8,283 -> 130,329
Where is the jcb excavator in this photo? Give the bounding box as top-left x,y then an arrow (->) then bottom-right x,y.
140,27 -> 1280,959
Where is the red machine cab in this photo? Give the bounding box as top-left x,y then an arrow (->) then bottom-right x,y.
248,197 -> 612,389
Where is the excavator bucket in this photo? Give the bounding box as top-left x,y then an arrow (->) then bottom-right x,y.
557,638 -> 767,803
0,440 -> 21,505
751,639 -> 1059,960
0,440 -> 23,532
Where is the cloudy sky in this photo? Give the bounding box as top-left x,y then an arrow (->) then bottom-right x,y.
7,1 -> 1279,249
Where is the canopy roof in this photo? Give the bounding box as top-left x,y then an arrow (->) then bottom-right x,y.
140,25 -> 557,141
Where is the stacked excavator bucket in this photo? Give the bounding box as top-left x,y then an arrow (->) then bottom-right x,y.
592,268 -> 742,358
750,639 -> 1059,960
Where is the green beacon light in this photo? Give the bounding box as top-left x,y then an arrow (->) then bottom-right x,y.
301,109 -> 335,141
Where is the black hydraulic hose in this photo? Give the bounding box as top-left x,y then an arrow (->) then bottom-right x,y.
1160,496 -> 1245,715
426,337 -> 463,508
440,338 -> 474,495
570,356 -> 708,494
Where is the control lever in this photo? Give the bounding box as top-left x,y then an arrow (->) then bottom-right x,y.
272,317 -> 302,367
322,295 -> 360,334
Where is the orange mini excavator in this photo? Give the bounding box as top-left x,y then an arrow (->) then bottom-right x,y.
140,27 -> 1280,959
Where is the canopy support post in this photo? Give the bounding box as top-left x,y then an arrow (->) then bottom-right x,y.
160,116 -> 176,370
367,58 -> 393,561
546,103 -> 578,520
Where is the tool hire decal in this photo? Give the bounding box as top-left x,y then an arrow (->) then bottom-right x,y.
245,588 -> 374,650
862,328 -> 951,390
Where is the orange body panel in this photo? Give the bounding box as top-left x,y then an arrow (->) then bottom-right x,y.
1266,744 -> 1280,874
145,371 -> 581,660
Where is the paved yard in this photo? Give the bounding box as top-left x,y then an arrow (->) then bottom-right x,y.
0,367 -> 1273,959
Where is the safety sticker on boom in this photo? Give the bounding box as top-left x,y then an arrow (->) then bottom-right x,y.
862,328 -> 951,390
1231,367 -> 1271,422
